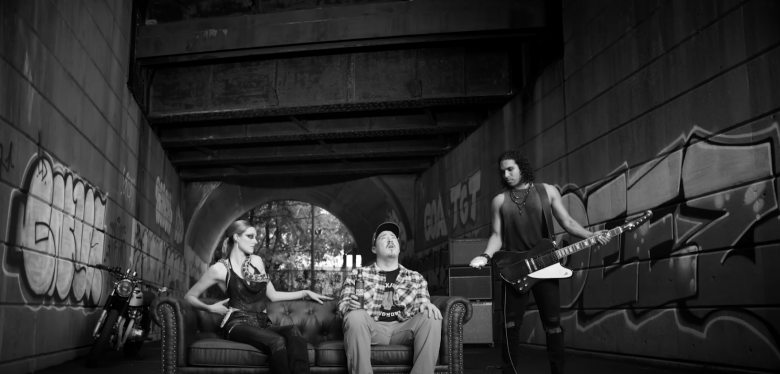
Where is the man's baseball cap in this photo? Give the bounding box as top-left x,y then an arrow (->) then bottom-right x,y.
372,222 -> 400,244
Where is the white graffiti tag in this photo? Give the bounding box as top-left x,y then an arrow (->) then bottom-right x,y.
15,154 -> 107,303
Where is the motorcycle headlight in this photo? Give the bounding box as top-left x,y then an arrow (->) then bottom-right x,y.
117,279 -> 133,297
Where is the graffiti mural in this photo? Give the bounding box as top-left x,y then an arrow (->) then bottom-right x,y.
130,218 -> 185,290
6,153 -> 108,304
155,176 -> 173,235
119,167 -> 136,208
423,169 -> 483,243
423,193 -> 448,241
449,169 -> 481,229
516,122 -> 780,371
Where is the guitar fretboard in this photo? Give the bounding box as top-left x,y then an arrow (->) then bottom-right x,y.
524,210 -> 651,274
551,227 -> 623,260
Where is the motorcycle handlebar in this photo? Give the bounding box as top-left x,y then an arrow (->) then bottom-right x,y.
92,264 -> 168,293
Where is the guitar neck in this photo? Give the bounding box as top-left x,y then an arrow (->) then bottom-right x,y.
552,226 -> 623,260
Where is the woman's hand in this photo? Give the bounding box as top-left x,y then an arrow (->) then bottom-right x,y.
304,290 -> 333,304
208,298 -> 230,315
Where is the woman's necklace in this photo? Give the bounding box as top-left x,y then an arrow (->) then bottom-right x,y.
509,185 -> 533,216
241,257 -> 269,283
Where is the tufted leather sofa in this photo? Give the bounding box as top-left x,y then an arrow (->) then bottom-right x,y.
156,295 -> 472,373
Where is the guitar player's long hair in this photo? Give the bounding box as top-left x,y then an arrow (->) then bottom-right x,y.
498,150 -> 535,189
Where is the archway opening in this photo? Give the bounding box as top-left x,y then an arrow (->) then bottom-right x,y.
217,200 -> 359,296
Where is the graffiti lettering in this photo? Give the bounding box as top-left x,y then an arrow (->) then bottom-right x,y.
423,194 -> 448,241
449,170 -> 481,228
12,154 -> 107,304
522,123 -> 780,369
155,177 -> 173,234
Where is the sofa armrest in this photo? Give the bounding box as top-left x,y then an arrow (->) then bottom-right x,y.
156,296 -> 199,373
431,296 -> 472,374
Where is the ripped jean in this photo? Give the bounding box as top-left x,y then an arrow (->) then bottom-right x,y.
501,278 -> 564,374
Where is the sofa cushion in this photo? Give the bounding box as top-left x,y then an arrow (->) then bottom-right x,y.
189,338 -> 316,367
189,338 -> 269,367
315,340 -> 413,367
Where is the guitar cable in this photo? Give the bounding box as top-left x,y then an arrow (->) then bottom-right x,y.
503,285 -> 519,374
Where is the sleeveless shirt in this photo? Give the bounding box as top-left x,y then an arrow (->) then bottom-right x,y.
219,258 -> 271,334
500,186 -> 545,252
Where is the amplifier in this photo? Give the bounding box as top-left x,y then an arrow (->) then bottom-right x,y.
449,238 -> 488,265
448,266 -> 491,300
464,301 -> 493,345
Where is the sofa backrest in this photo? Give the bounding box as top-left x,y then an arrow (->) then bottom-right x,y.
195,299 -> 344,344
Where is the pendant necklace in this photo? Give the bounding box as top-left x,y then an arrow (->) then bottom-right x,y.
509,185 -> 533,216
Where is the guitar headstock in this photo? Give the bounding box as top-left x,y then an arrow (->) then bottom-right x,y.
621,210 -> 653,231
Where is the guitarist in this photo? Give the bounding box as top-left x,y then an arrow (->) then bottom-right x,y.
469,150 -> 611,374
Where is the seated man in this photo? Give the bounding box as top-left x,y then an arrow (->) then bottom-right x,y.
338,222 -> 442,374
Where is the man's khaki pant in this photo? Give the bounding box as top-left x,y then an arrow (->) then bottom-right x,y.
342,310 -> 441,374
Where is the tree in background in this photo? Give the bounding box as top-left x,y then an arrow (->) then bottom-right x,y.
228,200 -> 356,293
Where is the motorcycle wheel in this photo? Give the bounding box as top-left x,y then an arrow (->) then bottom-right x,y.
85,309 -> 120,367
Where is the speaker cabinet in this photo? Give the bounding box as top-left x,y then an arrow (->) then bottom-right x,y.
464,301 -> 493,345
449,238 -> 488,265
448,266 -> 491,300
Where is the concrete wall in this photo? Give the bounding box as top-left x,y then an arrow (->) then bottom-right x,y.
0,1 -> 193,373
415,0 -> 780,371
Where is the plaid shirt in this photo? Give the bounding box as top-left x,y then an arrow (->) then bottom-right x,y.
338,263 -> 431,322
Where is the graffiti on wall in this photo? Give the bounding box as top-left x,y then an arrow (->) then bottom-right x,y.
104,215 -> 130,269
155,176 -> 173,234
131,218 -> 185,290
449,170 -> 481,228
0,140 -> 15,178
155,176 -> 185,244
424,170 -> 482,242
519,122 -> 780,369
6,153 -> 107,304
423,193 -> 448,241
119,167 -> 136,208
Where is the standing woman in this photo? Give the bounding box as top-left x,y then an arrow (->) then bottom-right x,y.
185,220 -> 332,374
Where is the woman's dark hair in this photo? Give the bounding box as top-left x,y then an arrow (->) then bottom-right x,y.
221,220 -> 254,258
498,150 -> 535,188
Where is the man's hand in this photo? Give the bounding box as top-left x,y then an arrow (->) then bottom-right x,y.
419,302 -> 442,320
469,255 -> 489,268
592,230 -> 612,246
347,294 -> 364,311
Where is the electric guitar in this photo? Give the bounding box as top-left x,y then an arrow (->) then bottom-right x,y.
492,210 -> 653,294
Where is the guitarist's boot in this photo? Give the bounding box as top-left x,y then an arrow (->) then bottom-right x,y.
546,328 -> 565,374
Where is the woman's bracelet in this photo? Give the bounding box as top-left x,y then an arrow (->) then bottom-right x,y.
478,253 -> 492,260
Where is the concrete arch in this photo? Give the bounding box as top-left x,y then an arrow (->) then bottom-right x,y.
183,177 -> 413,277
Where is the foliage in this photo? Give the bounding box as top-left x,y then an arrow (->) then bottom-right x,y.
229,200 -> 356,290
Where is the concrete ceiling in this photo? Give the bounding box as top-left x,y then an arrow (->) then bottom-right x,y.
132,0 -> 550,184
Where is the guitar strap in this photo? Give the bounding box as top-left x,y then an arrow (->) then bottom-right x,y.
534,183 -> 555,241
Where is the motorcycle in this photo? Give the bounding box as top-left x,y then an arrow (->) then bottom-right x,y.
85,264 -> 167,366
